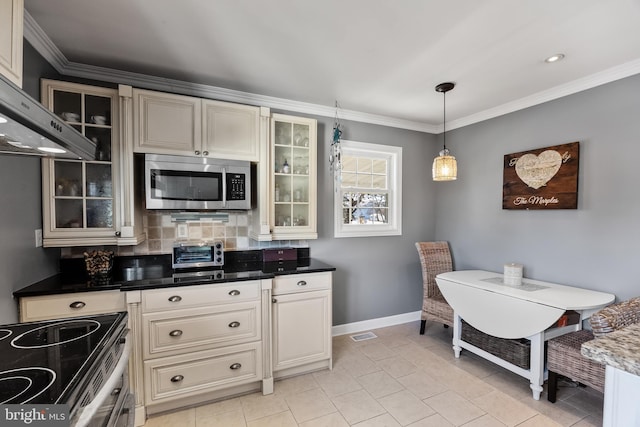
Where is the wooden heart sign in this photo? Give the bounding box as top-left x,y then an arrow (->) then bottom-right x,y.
515,150 -> 563,189
503,142 -> 579,210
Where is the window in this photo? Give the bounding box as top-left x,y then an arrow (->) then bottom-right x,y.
334,140 -> 402,238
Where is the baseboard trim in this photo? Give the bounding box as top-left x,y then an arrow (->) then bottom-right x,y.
332,311 -> 421,337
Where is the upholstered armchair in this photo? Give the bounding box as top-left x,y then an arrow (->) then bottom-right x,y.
415,241 -> 454,334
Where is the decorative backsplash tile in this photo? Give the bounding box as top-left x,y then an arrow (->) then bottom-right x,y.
60,210 -> 309,258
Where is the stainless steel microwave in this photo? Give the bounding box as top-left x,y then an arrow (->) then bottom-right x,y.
144,154 -> 252,210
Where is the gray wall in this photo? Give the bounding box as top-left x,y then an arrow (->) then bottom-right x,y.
9,37 -> 640,327
435,74 -> 640,301
0,156 -> 60,324
273,112 -> 439,325
0,41 -> 62,324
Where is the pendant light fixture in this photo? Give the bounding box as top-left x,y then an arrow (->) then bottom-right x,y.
432,82 -> 457,181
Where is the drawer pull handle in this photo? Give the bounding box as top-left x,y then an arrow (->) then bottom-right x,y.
170,375 -> 184,383
228,290 -> 241,296
69,301 -> 86,309
229,363 -> 242,370
168,295 -> 182,303
297,280 -> 307,287
228,321 -> 240,328
169,330 -> 183,337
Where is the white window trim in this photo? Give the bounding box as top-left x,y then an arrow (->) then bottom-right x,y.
334,140 -> 402,238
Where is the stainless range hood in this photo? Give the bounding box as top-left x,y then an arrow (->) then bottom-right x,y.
0,73 -> 96,160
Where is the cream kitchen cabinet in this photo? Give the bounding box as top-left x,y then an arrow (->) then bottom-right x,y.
202,99 -> 260,161
18,290 -> 125,322
132,88 -> 201,155
125,279 -> 273,420
272,272 -> 332,378
40,80 -> 145,247
132,88 -> 260,162
271,114 -> 318,240
0,0 -> 23,87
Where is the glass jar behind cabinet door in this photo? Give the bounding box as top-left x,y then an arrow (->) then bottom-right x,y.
41,80 -> 120,246
270,114 -> 317,240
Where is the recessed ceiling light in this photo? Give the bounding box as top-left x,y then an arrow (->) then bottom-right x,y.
545,54 -> 565,63
0,116 -> 7,124
37,146 -> 66,154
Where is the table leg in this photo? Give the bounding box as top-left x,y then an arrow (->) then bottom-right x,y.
528,332 -> 544,400
453,312 -> 462,358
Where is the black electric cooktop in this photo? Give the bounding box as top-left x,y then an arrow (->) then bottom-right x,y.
0,312 -> 127,407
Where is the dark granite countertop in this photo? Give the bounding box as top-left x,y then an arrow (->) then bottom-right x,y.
13,252 -> 335,298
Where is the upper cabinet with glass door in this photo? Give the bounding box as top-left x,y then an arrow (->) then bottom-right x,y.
40,80 -> 120,246
271,114 -> 317,240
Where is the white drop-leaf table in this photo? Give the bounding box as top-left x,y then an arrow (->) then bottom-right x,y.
436,270 -> 614,399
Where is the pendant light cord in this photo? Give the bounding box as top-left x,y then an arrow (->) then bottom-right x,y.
442,90 -> 447,152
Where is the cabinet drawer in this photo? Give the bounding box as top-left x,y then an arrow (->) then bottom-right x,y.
144,342 -> 262,404
142,281 -> 261,313
273,272 -> 331,295
19,290 -> 125,322
144,301 -> 261,358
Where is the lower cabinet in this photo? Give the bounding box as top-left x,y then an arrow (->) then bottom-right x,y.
144,342 -> 262,404
18,290 -> 125,322
19,270 -> 333,425
272,272 -> 332,378
126,279 -> 273,422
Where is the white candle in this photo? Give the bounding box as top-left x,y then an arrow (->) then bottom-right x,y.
504,263 -> 523,285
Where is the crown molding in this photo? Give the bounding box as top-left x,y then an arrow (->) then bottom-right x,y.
23,11 -> 435,134
23,10 -> 68,74
24,11 -> 640,135
445,58 -> 640,132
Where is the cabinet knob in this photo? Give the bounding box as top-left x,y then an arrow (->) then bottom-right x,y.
297,280 -> 307,287
168,295 -> 182,303
228,290 -> 240,296
228,321 -> 240,328
115,231 -> 121,237
229,363 -> 242,370
272,298 -> 277,303
111,388 -> 121,396
169,330 -> 183,337
170,375 -> 184,383
69,301 -> 86,309
194,150 -> 201,155
203,151 -> 209,156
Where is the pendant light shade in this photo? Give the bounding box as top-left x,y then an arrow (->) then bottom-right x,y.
432,148 -> 457,181
432,82 -> 457,181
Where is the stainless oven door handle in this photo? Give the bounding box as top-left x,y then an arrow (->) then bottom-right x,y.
73,330 -> 132,427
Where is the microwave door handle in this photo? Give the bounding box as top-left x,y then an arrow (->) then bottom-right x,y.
221,168 -> 227,207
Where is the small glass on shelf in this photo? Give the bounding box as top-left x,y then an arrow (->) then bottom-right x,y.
271,114 -> 317,238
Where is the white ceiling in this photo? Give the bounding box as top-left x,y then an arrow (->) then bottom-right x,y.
23,0 -> 640,133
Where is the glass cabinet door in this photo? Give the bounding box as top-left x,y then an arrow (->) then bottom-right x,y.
41,80 -> 118,241
52,161 -> 113,229
271,114 -> 317,239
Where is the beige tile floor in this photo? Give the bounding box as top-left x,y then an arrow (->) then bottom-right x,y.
142,321 -> 603,427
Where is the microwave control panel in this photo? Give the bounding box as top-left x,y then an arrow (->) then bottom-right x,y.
227,173 -> 246,200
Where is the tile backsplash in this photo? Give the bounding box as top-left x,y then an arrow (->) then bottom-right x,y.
60,211 -> 308,258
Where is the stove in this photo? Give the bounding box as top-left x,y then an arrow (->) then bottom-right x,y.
0,312 -> 129,425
